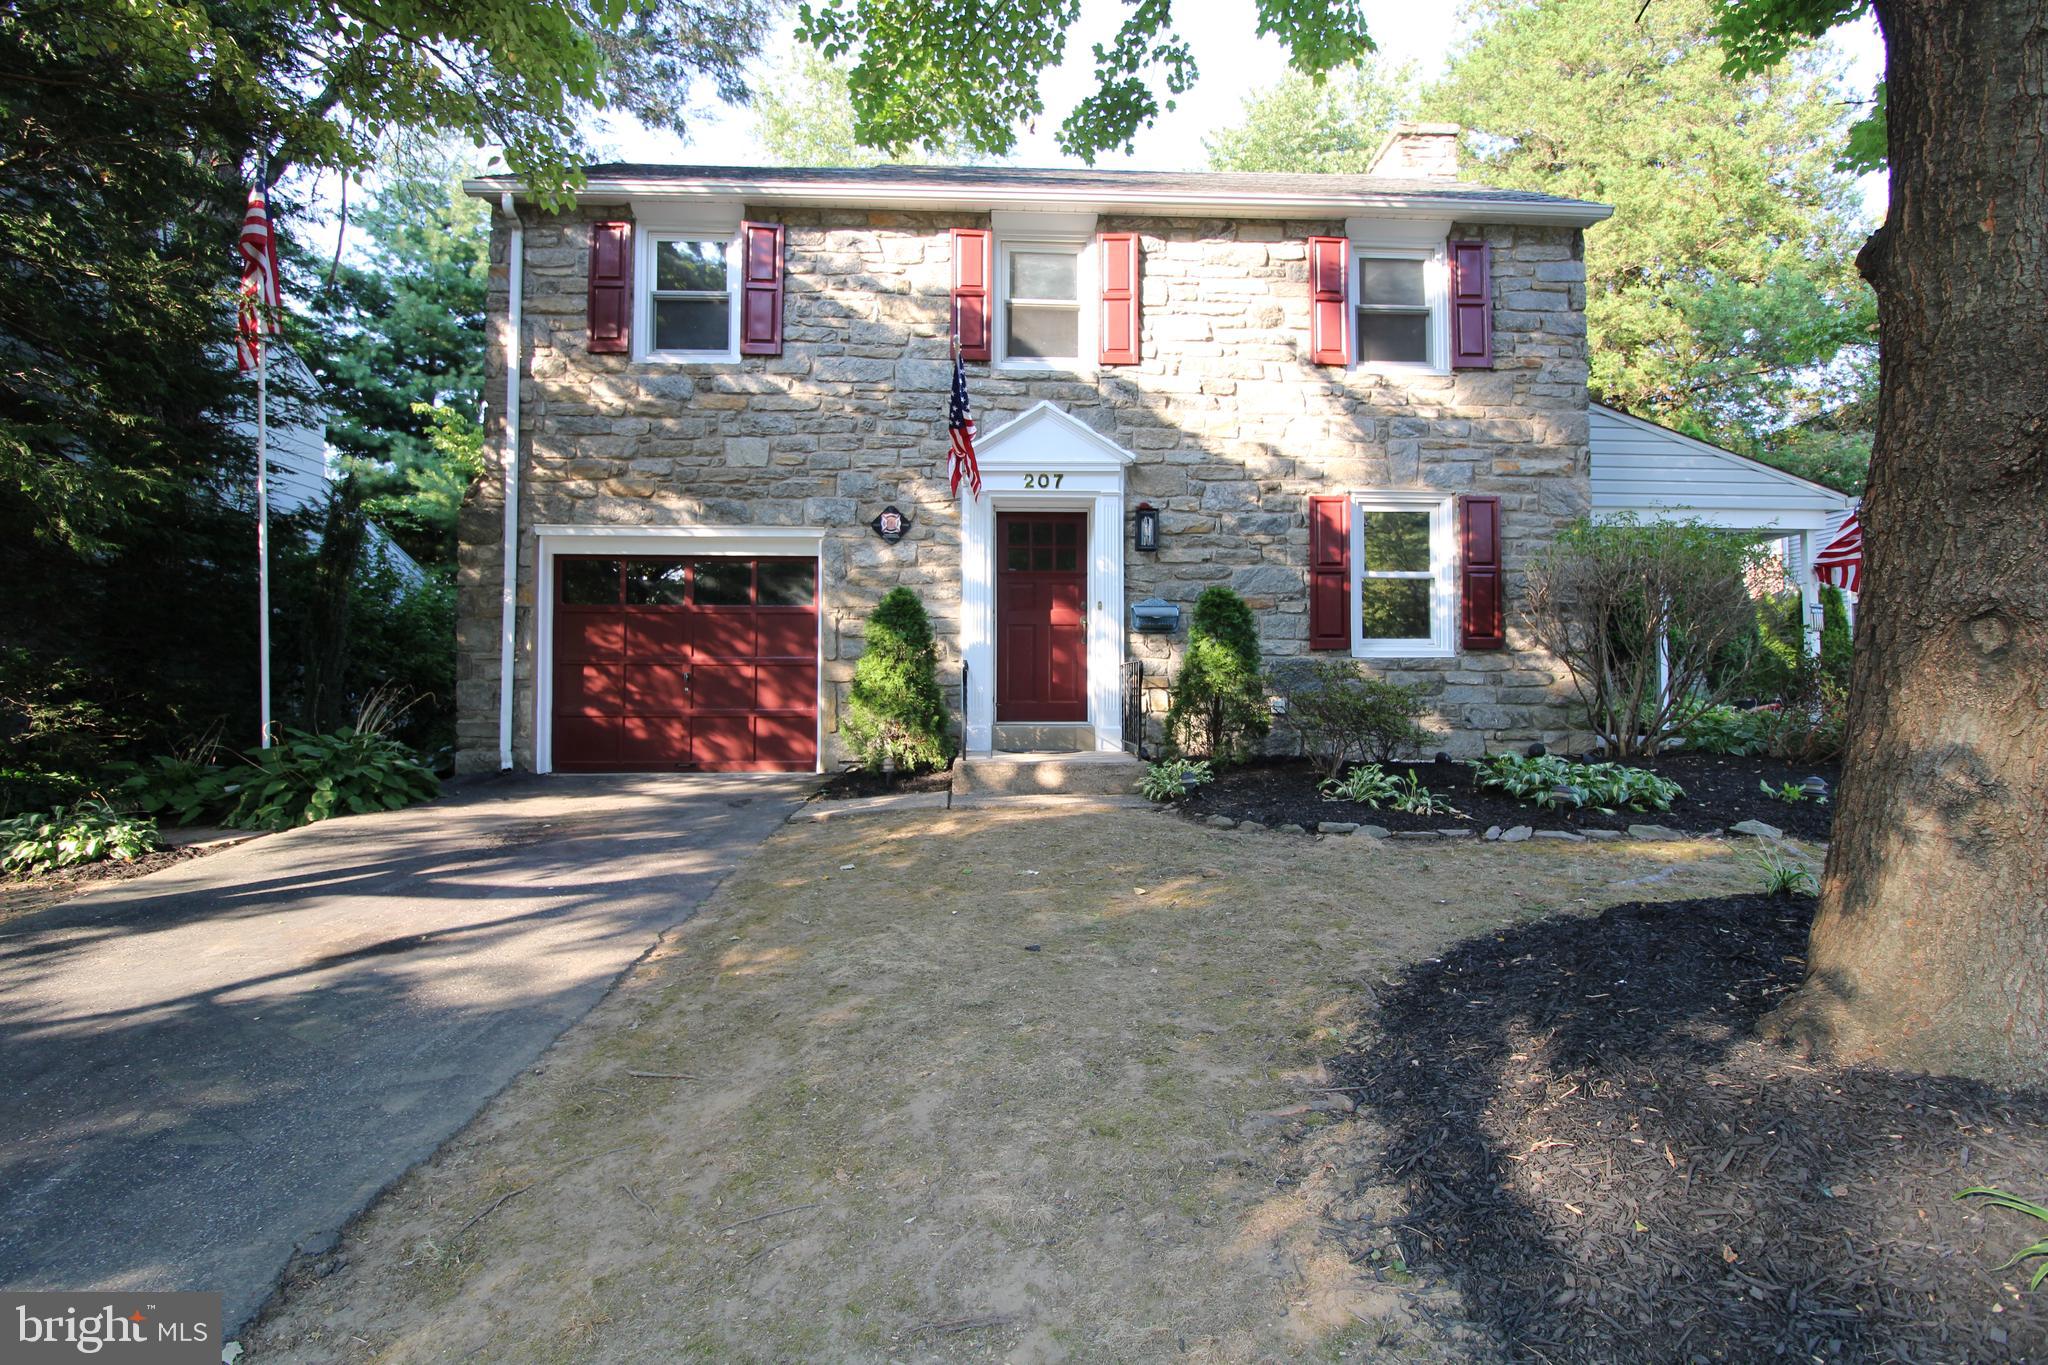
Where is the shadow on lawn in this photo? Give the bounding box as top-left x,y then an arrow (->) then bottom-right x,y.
1333,893 -> 2048,1363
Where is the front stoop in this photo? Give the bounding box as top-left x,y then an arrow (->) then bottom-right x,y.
954,751 -> 1144,797
992,722 -> 1096,753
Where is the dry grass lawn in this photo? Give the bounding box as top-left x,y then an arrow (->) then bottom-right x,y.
242,805 -> 1780,1363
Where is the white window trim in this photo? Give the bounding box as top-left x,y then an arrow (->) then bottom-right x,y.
994,232 -> 1097,375
1349,241 -> 1450,376
1351,490 -> 1458,659
634,228 -> 742,364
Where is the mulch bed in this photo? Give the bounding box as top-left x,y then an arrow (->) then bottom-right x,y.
1183,752 -> 1838,839
0,844 -> 213,922
1328,893 -> 2048,1362
810,763 -> 954,801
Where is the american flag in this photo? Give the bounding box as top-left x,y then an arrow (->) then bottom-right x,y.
236,186 -> 283,371
1813,511 -> 1863,594
947,353 -> 982,499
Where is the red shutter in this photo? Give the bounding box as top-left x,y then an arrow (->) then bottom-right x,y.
738,220 -> 784,357
1308,236 -> 1351,367
1098,231 -> 1141,365
1309,495 -> 1351,651
587,221 -> 631,354
1460,494 -> 1505,650
951,227 -> 993,362
1448,239 -> 1493,370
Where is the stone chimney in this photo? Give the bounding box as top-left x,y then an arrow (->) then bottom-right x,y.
1367,122 -> 1462,180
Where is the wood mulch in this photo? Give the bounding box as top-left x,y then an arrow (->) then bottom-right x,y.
1183,753 -> 1839,839
810,762 -> 953,801
0,844 -> 214,922
1325,892 -> 2048,1362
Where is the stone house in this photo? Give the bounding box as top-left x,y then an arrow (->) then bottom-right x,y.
458,126 -> 1611,776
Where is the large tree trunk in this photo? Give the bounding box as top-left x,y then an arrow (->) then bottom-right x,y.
1764,0 -> 2048,1085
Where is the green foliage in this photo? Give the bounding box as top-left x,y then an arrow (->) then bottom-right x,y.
1139,758 -> 1212,804
1270,661 -> 1428,779
2,801 -> 161,874
1164,588 -> 1270,764
307,147 -> 490,569
110,753 -> 234,828
1425,0 -> 1874,447
1205,60 -> 1415,172
221,729 -> 440,831
841,588 -> 953,774
1750,845 -> 1817,898
1525,516 -> 1767,757
1819,585 -> 1853,684
1321,763 -> 1398,807
1711,0 -> 1881,170
756,48 -> 976,166
1385,769 -> 1456,817
796,0 -> 1374,163
1760,779 -> 1824,806
1956,1188 -> 2048,1292
1680,704 -> 1769,757
1469,754 -> 1683,813
1756,671 -> 1848,763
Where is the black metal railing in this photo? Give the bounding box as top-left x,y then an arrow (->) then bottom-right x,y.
1122,658 -> 1148,761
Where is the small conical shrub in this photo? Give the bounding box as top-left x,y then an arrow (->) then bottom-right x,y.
1163,586 -> 1270,763
1819,585 -> 1852,685
841,587 -> 953,772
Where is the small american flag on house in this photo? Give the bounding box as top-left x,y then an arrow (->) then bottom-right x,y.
947,353 -> 982,499
1813,511 -> 1863,594
236,186 -> 283,371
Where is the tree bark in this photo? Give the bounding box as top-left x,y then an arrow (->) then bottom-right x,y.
1764,0 -> 2048,1085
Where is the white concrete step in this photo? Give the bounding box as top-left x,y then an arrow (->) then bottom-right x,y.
954,751 -> 1144,797
992,722 -> 1096,753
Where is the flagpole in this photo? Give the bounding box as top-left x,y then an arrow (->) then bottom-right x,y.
256,346 -> 272,749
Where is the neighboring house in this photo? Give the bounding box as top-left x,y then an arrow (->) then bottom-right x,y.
1588,403 -> 1858,653
458,126 -> 1615,775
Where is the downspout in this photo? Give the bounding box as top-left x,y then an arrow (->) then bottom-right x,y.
497,192 -> 523,770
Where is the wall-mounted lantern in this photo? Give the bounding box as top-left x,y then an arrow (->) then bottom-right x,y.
1133,502 -> 1160,552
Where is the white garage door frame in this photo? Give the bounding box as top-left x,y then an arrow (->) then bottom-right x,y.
531,524 -> 829,775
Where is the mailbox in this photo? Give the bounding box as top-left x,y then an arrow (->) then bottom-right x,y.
1130,597 -> 1181,634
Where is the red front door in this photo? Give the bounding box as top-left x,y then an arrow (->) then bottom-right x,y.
996,512 -> 1088,722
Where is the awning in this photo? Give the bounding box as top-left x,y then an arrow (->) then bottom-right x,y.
1813,511 -> 1863,594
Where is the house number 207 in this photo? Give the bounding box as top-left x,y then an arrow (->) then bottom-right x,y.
1023,473 -> 1064,489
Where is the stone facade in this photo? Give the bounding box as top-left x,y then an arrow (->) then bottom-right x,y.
457,197 -> 1593,773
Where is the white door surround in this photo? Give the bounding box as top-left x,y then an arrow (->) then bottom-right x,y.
529,524 -> 828,774
960,402 -> 1133,755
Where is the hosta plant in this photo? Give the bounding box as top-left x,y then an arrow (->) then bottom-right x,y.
1139,758 -> 1213,803
1750,847 -> 1816,897
110,753 -> 233,826
1469,753 -> 1682,813
1387,769 -> 1458,817
1321,763 -> 1399,806
2,801 -> 162,873
223,728 -> 440,831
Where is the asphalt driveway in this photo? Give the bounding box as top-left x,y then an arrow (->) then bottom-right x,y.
0,772 -> 812,1333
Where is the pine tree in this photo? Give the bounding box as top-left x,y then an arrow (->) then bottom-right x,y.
841,589 -> 953,773
1164,588 -> 1270,764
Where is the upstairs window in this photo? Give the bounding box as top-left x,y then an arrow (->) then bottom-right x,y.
649,236 -> 733,356
1351,242 -> 1449,373
992,221 -> 1096,370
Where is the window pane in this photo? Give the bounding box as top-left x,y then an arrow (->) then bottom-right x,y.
693,560 -> 752,605
1358,257 -> 1425,307
624,561 -> 687,606
1006,547 -> 1031,571
757,559 -> 815,607
1359,579 -> 1434,641
1362,510 -> 1433,572
1007,304 -> 1080,360
1007,520 -> 1029,546
654,298 -> 730,352
1055,521 -> 1077,546
560,558 -> 620,605
655,239 -> 727,292
1008,249 -> 1077,300
1054,547 -> 1078,572
1358,311 -> 1429,364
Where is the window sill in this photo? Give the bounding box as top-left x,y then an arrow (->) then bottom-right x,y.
1353,643 -> 1457,661
1348,361 -> 1449,378
636,351 -> 741,367
995,360 -> 1098,378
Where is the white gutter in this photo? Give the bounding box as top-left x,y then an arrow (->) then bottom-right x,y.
497,192 -> 523,771
463,175 -> 1613,229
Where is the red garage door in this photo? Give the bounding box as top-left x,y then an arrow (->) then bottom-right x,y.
552,556 -> 818,773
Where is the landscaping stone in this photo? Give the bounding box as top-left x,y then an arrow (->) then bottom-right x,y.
1359,825 -> 1391,839
1532,830 -> 1585,842
1483,826 -> 1503,841
1500,825 -> 1533,843
1390,830 -> 1442,841
1729,819 -> 1784,840
1317,821 -> 1359,835
1236,820 -> 1268,833
1437,829 -> 1474,839
1275,823 -> 1306,836
1582,830 -> 1624,842
1205,815 -> 1237,830
1627,824 -> 1681,841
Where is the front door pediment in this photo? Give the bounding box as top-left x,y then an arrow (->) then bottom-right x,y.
974,401 -> 1138,475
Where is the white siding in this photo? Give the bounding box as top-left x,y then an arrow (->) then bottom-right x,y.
1590,404 -> 1850,530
